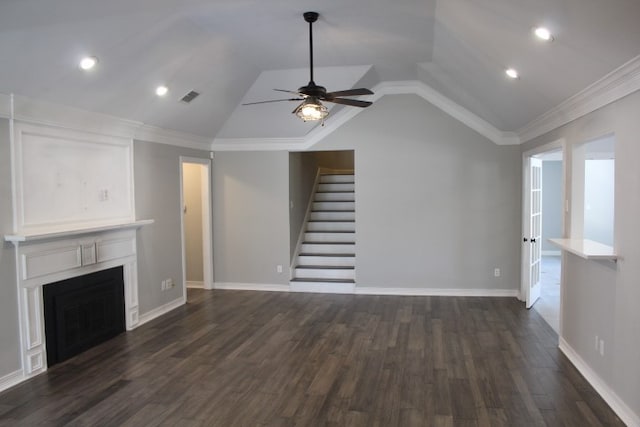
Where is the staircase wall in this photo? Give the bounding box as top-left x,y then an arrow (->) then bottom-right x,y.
288,152 -> 319,260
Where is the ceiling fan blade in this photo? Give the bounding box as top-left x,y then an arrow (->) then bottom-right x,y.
325,88 -> 374,98
324,98 -> 372,108
242,98 -> 302,106
273,89 -> 303,95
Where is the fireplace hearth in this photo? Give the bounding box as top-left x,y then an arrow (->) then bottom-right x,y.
43,266 -> 125,366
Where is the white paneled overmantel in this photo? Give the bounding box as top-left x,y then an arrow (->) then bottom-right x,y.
12,122 -> 136,234
4,221 -> 152,380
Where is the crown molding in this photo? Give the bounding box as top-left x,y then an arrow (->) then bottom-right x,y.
212,80 -> 519,151
212,137 -> 306,151
134,124 -> 212,151
0,92 -> 213,150
518,54 -> 640,143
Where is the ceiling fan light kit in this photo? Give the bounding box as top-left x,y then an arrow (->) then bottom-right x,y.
242,11 -> 374,123
295,96 -> 329,122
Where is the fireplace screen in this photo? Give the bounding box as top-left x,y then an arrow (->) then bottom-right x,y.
43,266 -> 125,366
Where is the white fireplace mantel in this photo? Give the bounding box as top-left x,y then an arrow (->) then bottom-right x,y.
4,220 -> 153,381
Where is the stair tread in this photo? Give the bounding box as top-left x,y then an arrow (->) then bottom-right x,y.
302,240 -> 356,245
295,265 -> 355,270
302,241 -> 354,245
291,278 -> 356,283
311,210 -> 355,213
308,220 -> 355,223
299,253 -> 355,257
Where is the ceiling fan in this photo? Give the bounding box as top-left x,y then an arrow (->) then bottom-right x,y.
242,11 -> 374,123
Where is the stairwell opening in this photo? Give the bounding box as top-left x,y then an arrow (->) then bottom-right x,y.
289,150 -> 356,293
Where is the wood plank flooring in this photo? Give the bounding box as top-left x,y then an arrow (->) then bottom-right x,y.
0,289 -> 625,426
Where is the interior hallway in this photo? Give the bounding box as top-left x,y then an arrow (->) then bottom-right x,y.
534,255 -> 562,334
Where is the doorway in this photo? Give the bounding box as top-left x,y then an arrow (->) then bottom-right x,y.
521,141 -> 564,333
180,157 -> 213,299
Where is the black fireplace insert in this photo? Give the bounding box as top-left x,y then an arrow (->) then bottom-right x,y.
43,266 -> 125,366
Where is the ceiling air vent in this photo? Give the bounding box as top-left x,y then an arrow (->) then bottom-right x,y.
180,90 -> 200,104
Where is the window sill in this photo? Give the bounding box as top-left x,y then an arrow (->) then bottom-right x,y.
548,238 -> 617,261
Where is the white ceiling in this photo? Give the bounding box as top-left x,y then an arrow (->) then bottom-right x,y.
1,0 -> 639,142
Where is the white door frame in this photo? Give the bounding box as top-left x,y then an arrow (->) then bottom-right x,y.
520,138 -> 567,306
179,157 -> 214,295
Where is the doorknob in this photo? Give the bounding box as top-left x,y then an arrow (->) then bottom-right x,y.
530,238 -> 536,243
523,237 -> 528,242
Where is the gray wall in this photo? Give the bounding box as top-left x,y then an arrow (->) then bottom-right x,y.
213,151 -> 290,285
288,152 -> 318,260
315,94 -> 522,290
213,95 -> 521,291
522,90 -> 640,419
542,160 -> 563,252
0,118 -> 21,378
133,140 -> 210,313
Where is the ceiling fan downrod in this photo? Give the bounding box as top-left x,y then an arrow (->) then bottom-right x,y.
303,11 -> 319,85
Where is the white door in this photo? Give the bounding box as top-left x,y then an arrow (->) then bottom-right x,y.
525,157 -> 543,308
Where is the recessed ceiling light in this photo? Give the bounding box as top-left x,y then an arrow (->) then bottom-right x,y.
155,85 -> 168,97
79,56 -> 98,71
534,27 -> 553,41
505,68 -> 519,79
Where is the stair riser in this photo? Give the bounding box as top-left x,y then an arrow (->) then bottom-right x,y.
297,256 -> 355,267
294,268 -> 355,280
300,243 -> 355,254
315,192 -> 355,202
304,232 -> 355,243
307,222 -> 355,232
312,202 -> 355,211
317,183 -> 355,192
310,211 -> 355,221
319,174 -> 354,184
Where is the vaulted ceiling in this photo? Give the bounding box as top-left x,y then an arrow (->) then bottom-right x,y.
1,0 -> 639,143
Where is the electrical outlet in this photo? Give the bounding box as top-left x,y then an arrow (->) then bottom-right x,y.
161,280 -> 166,291
166,278 -> 174,289
276,265 -> 283,273
599,339 -> 605,356
494,268 -> 501,277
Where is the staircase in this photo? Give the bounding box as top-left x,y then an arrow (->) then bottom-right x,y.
290,173 -> 356,293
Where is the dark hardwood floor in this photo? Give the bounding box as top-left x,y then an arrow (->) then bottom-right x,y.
0,289 -> 624,426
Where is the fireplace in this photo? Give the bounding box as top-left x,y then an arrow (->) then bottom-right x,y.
5,223 -> 150,380
43,266 -> 125,366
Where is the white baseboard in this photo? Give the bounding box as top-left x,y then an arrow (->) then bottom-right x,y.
214,283 -> 519,298
542,250 -> 561,256
137,296 -> 186,327
214,282 -> 290,292
0,369 -> 24,393
186,281 -> 204,289
290,281 -> 355,294
559,338 -> 640,427
354,287 -> 520,297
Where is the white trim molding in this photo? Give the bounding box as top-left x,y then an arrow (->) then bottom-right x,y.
290,281 -> 355,294
559,338 -> 640,427
212,80 -> 520,150
210,137 -> 305,152
0,370 -> 24,394
0,93 -> 213,150
137,296 -> 186,327
213,282 -> 291,292
518,55 -> 640,143
355,287 -> 520,297
186,281 -> 205,289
